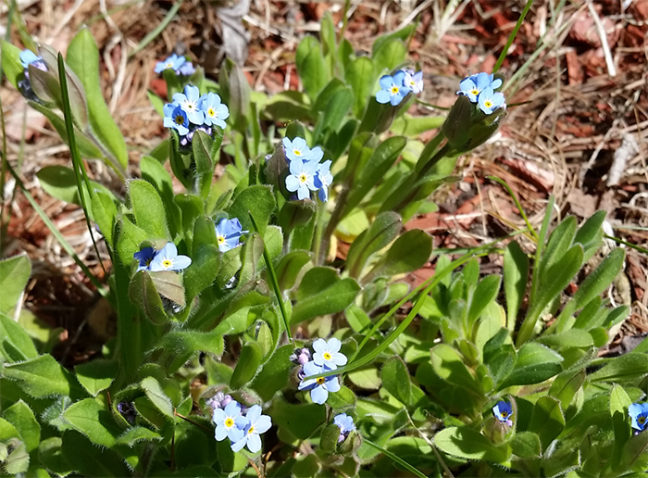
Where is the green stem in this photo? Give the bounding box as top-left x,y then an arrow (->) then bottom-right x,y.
493,0 -> 534,73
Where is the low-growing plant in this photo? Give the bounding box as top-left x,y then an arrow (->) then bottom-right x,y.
0,7 -> 644,478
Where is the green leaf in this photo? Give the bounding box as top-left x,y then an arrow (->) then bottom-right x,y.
3,400 -> 40,452
141,376 -> 174,418
66,28 -> 128,170
382,357 -> 412,405
296,36 -> 328,100
434,426 -> 508,461
0,254 -> 31,317
346,211 -> 401,278
0,311 -> 38,362
499,342 -> 563,388
229,185 -> 276,235
2,354 -> 73,397
230,341 -> 263,389
291,267 -> 361,324
503,240 -> 528,331
63,398 -> 121,447
365,229 -> 432,282
128,271 -> 168,325
128,179 -> 169,239
1,41 -> 23,88
74,359 -> 116,397
589,353 -> 648,382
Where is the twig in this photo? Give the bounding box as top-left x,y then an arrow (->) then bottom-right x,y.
585,0 -> 616,77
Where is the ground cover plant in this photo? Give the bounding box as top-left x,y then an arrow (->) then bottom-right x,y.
1,0 -> 648,476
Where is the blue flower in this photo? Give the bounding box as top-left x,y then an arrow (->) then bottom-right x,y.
149,242 -> 192,272
298,360 -> 341,404
315,160 -> 333,202
231,405 -> 272,453
200,92 -> 229,129
333,413 -> 355,442
477,87 -> 505,115
215,218 -> 245,252
285,158 -> 320,200
134,247 -> 156,271
172,85 -> 204,125
376,71 -> 411,106
163,103 -> 190,136
403,70 -> 424,94
155,53 -> 185,74
457,72 -> 502,102
282,137 -> 322,162
213,400 -> 245,442
492,401 -> 513,425
312,338 -> 347,370
629,402 -> 648,431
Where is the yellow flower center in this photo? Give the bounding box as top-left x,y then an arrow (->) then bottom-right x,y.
162,259 -> 172,268
390,86 -> 399,94
208,107 -> 216,117
299,173 -> 308,183
225,418 -> 234,428
316,377 -> 326,385
323,352 -> 332,361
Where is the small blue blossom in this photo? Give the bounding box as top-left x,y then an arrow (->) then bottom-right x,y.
285,158 -> 320,201
333,413 -> 355,443
492,401 -> 513,425
376,71 -> 411,106
213,400 -> 245,443
200,92 -> 229,129
149,242 -> 192,272
629,402 -> 648,431
403,70 -> 424,94
457,72 -> 502,102
315,160 -> 333,202
312,338 -> 347,370
477,87 -> 506,115
298,360 -> 341,404
173,84 -> 204,125
134,247 -> 156,271
215,218 -> 246,252
163,103 -> 190,136
282,137 -> 322,162
231,405 -> 272,453
155,54 -> 185,74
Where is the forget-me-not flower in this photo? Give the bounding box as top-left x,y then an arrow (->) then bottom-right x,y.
333,413 -> 355,443
403,70 -> 424,94
376,71 -> 411,106
163,103 -> 190,136
173,85 -> 204,125
149,242 -> 192,272
215,217 -> 245,252
200,92 -> 229,129
477,87 -> 505,115
298,360 -> 341,404
492,401 -> 513,426
134,247 -> 156,271
285,158 -> 320,200
213,400 -> 245,443
629,402 -> 648,432
312,337 -> 347,370
231,405 -> 272,453
315,160 -> 333,202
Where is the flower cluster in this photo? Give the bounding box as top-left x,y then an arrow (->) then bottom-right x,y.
295,338 -> 347,404
163,84 -> 229,148
333,413 -> 355,443
212,400 -> 272,453
215,217 -> 246,253
155,53 -> 195,76
18,49 -> 47,101
133,242 -> 192,272
492,400 -> 513,426
457,72 -> 505,115
283,137 -> 332,202
376,68 -> 423,106
629,402 -> 648,432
